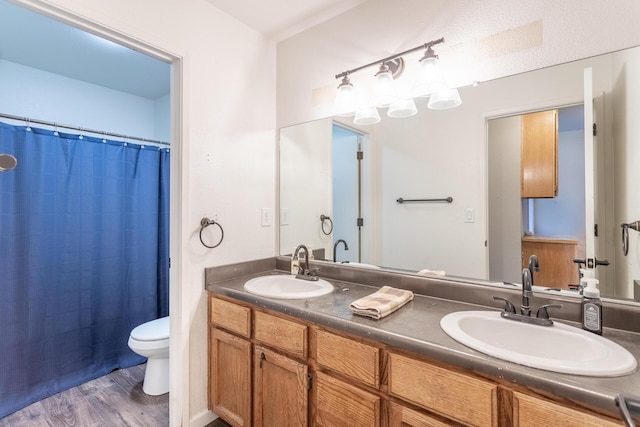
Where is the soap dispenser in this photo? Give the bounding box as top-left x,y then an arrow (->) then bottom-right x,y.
581,277 -> 602,335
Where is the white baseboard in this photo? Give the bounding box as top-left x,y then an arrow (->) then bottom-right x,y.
189,409 -> 217,427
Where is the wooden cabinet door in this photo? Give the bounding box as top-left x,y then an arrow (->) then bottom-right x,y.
521,109 -> 558,198
521,237 -> 579,288
254,345 -> 308,427
312,371 -> 381,427
209,328 -> 252,427
512,391 -> 623,427
387,401 -> 458,427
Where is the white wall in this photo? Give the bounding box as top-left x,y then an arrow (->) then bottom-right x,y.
11,1 -> 277,426
0,59 -> 166,141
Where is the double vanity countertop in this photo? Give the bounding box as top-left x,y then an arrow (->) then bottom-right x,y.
205,257 -> 640,419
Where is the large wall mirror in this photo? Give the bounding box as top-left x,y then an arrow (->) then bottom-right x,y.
279,45 -> 640,303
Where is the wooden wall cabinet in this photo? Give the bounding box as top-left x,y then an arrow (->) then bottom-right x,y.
521,109 -> 558,198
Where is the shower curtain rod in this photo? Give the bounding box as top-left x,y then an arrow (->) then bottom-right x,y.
0,112 -> 170,146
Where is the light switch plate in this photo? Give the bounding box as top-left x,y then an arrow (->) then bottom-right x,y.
261,208 -> 271,227
464,208 -> 475,223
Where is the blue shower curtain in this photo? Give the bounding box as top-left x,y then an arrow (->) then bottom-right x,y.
0,122 -> 170,418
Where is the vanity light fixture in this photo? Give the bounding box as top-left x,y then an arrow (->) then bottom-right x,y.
371,61 -> 400,107
333,37 -> 461,124
412,45 -> 447,98
333,75 -> 357,117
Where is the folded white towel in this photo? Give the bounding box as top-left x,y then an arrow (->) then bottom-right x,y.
417,268 -> 446,276
349,286 -> 414,320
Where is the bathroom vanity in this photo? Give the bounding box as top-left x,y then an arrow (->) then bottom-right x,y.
205,258 -> 640,426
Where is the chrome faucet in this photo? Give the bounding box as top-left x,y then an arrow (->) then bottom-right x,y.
527,254 -> 540,287
492,266 -> 561,327
521,268 -> 533,316
333,239 -> 349,262
293,244 -> 318,281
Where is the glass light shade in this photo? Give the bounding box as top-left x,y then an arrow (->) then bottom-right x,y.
353,107 -> 381,125
412,56 -> 447,97
387,98 -> 418,118
427,88 -> 462,110
371,69 -> 399,107
333,80 -> 357,117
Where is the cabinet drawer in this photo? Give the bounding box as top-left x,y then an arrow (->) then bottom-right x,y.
388,353 -> 497,427
254,310 -> 307,359
387,402 -> 454,427
315,329 -> 380,389
513,392 -> 622,427
313,371 -> 380,427
210,297 -> 251,338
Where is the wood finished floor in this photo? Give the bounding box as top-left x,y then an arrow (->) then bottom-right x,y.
0,364 -> 169,427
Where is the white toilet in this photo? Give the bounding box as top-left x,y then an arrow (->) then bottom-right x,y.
128,316 -> 170,395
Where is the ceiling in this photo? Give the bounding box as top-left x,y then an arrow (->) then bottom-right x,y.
206,0 -> 367,42
0,0 -> 364,100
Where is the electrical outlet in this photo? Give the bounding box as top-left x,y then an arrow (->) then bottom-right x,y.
280,208 -> 289,226
464,208 -> 475,223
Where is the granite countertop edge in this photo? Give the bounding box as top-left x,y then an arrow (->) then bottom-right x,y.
206,269 -> 640,418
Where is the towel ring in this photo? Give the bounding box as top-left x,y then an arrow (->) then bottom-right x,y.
199,217 -> 224,249
320,214 -> 333,235
621,221 -> 640,257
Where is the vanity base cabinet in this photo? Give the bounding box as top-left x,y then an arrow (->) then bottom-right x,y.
209,293 -> 623,427
512,391 -> 622,427
254,345 -> 308,427
312,371 -> 380,427
209,328 -> 252,427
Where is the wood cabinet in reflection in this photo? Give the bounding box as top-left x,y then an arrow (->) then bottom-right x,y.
521,109 -> 558,198
521,236 -> 579,289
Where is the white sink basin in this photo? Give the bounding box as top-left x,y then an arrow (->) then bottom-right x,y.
244,275 -> 333,299
440,311 -> 637,377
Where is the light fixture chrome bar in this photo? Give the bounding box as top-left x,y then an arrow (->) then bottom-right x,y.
335,37 -> 445,79
0,112 -> 170,146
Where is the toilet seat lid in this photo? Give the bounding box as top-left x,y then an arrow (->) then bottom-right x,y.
131,316 -> 170,341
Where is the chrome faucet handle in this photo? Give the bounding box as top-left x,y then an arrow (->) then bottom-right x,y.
536,304 -> 563,320
492,296 -> 517,314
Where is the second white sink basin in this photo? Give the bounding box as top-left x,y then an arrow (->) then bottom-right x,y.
440,310 -> 637,377
244,275 -> 333,299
